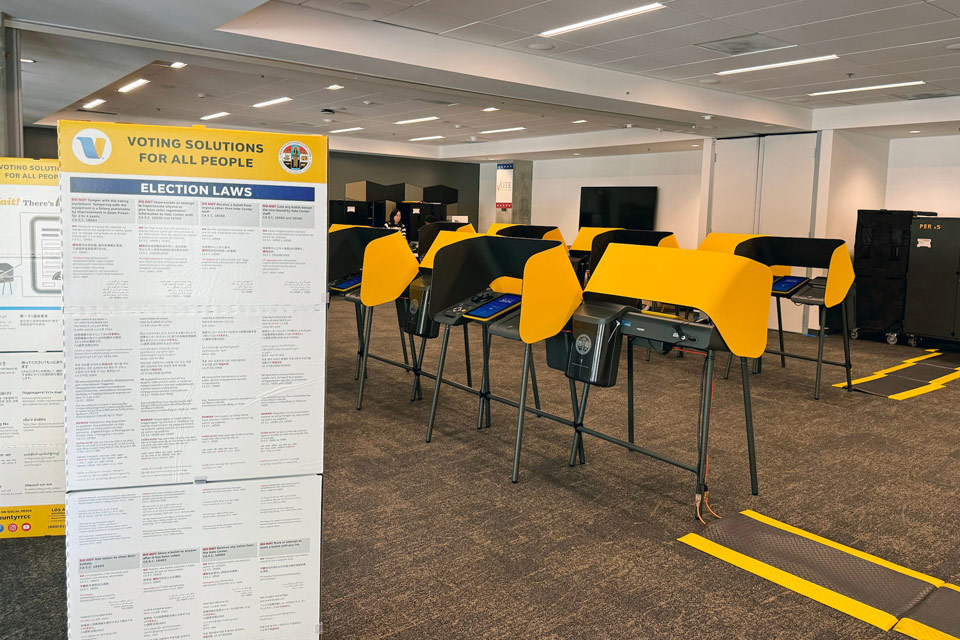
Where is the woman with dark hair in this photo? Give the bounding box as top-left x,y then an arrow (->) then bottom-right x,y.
385,209 -> 406,238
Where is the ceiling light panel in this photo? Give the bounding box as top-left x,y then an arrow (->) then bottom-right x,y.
200,112 -> 230,120
539,3 -> 665,37
409,135 -> 445,141
717,54 -> 838,75
808,80 -> 925,96
394,115 -> 439,124
480,127 -> 526,134
117,78 -> 150,93
82,98 -> 105,109
252,96 -> 292,107
329,127 -> 364,133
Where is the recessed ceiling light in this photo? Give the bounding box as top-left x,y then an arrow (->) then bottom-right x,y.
909,130 -> 922,134
540,3 -> 664,37
338,1 -> 370,10
330,127 -> 364,133
702,115 -> 713,120
395,116 -> 439,124
117,78 -> 150,93
946,42 -> 960,50
200,112 -> 230,120
480,127 -> 526,134
326,84 -> 344,90
572,119 -> 588,123
170,61 -> 187,69
482,107 -> 500,112
716,54 -> 838,76
252,96 -> 292,107
808,80 -> 925,96
692,144 -> 700,147
526,42 -> 555,51
573,153 -> 581,156
410,135 -> 445,141
20,58 -> 36,64
82,98 -> 105,109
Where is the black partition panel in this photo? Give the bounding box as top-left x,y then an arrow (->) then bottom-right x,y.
734,236 -> 844,270
495,225 -> 557,239
418,222 -> 467,257
588,230 -> 674,272
328,227 -> 395,282
428,236 -> 560,318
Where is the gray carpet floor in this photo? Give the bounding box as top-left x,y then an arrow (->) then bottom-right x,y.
4,300 -> 959,639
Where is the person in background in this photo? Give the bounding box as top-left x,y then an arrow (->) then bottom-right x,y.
385,209 -> 406,238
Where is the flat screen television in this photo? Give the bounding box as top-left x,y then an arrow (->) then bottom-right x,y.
578,186 -> 657,230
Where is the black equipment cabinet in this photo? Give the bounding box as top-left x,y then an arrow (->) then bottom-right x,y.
852,209 -> 936,342
904,218 -> 960,342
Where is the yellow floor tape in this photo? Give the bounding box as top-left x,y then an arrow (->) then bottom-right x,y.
680,511 -> 955,635
836,350 -> 960,401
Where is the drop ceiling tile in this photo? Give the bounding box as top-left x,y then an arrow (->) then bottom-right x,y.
740,74 -> 899,96
718,0 -> 921,33
872,52 -> 960,73
525,7 -> 706,47
601,20 -> 753,56
443,21 -> 531,44
846,38 -> 960,65
377,6 -> 476,33
836,94 -> 905,104
484,0 -> 687,38
645,45 -> 727,65
418,0 -> 546,21
636,44 -> 831,78
300,0 -> 411,20
929,0 -> 960,16
548,46 -> 628,64
765,3 -> 955,45
498,36 -> 583,56
666,0 -> 797,19
803,20 -> 960,56
909,65 -> 960,81
933,77 -> 960,90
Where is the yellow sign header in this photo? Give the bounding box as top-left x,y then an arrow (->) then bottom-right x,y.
58,120 -> 327,183
0,158 -> 59,186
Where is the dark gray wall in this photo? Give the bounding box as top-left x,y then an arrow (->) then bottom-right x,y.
24,126 -> 58,158
329,151 -> 480,225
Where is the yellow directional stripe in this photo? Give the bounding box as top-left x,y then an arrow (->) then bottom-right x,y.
740,511 -> 944,587
894,618 -> 960,640
943,584 -> 960,593
678,533 -> 900,630
929,370 -> 960,385
876,362 -> 919,375
904,352 -> 945,363
890,384 -> 946,401
835,373 -> 885,387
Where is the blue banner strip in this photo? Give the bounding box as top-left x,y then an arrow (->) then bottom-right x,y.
70,177 -> 315,202
0,306 -> 62,310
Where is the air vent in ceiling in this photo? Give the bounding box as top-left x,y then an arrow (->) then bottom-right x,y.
697,33 -> 796,56
893,90 -> 959,100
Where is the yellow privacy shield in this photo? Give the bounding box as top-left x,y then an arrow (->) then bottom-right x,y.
519,244 -> 583,344
543,227 -> 566,245
457,223 -> 477,233
571,227 -> 622,252
825,244 -> 855,308
360,231 -> 419,307
699,232 -> 791,278
658,234 -> 681,248
587,245 -> 772,358
328,223 -> 363,233
420,230 -> 480,269
486,222 -> 515,235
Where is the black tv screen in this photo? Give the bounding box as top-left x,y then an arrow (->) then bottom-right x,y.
579,186 -> 657,230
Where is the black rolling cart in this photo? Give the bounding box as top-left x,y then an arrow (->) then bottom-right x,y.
852,209 -> 936,344
904,217 -> 960,346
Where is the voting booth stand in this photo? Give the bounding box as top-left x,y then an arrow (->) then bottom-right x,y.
59,121 -> 327,640
699,233 -> 855,399
0,159 -> 65,540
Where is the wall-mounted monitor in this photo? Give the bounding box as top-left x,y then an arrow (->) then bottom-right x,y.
578,186 -> 657,230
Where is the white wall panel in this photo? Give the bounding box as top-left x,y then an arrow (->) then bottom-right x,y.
710,137 -> 760,234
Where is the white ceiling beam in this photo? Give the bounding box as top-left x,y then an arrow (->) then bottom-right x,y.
813,95 -> 960,130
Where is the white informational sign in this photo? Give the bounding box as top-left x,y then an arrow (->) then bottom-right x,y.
0,158 -> 65,539
59,121 -> 327,639
495,162 -> 513,210
64,308 -> 324,489
66,475 -> 322,640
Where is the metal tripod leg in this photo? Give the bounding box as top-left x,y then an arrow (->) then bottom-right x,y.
397,301 -> 409,366
409,336 -> 427,402
477,325 -> 490,430
841,301 -> 853,391
627,337 -> 635,444
356,306 -> 374,410
529,344 -> 542,411
776,296 -> 786,368
354,302 -> 365,380
814,305 -> 826,400
511,344 -> 532,483
695,351 -> 716,498
463,323 -> 473,388
568,382 -> 590,466
425,325 -> 451,442
741,356 -> 758,496
723,352 -> 733,380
